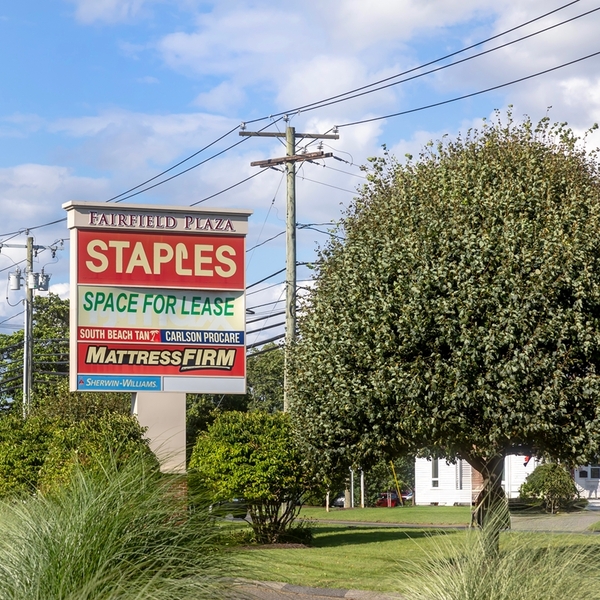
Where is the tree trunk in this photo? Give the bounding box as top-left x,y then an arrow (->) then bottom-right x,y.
468,454 -> 510,557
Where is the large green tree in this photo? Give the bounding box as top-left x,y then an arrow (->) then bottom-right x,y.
291,112 -> 600,529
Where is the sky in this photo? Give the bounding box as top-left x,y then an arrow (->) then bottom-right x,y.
2,0 -> 600,346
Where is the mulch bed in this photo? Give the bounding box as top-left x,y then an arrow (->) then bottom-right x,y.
239,543 -> 308,550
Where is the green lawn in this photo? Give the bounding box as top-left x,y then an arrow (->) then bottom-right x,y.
300,504 -> 471,525
237,524 -> 462,593
236,524 -> 600,594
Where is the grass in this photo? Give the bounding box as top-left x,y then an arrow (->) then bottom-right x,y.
0,454 -> 235,600
300,504 -> 471,525
236,522 -> 600,594
238,523 -> 459,592
403,528 -> 600,600
590,520 -> 600,532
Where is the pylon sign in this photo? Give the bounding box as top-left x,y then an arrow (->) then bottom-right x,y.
63,201 -> 252,394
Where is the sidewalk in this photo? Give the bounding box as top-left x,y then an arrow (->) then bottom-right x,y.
237,580 -> 405,600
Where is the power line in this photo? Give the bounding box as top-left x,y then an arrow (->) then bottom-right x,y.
0,310 -> 24,327
106,124 -> 240,203
246,171 -> 286,269
246,281 -> 284,296
246,320 -> 285,336
0,218 -> 68,242
1,1 -> 589,240
246,231 -> 285,253
246,310 -> 285,324
246,223 -> 335,253
314,163 -> 367,179
247,0 -> 584,121
112,118 -> 284,204
297,174 -> 357,194
300,225 -> 343,239
337,49 -> 600,128
247,342 -> 283,356
247,298 -> 285,311
246,333 -> 285,350
189,168 -> 270,206
246,267 -> 286,290
289,4 -> 600,117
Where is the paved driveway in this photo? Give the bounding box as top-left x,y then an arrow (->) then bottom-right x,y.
236,580 -> 404,600
511,510 -> 600,533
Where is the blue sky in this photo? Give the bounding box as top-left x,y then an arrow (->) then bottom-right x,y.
2,0 -> 600,345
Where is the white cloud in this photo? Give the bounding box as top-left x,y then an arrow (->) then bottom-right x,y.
157,6 -> 304,85
46,282 -> 70,300
327,0 -> 497,50
0,164 -> 111,296
193,82 -> 246,113
0,114 -> 45,138
49,110 -> 238,170
0,164 -> 107,219
426,0 -> 600,129
137,75 -> 159,84
66,0 -> 154,24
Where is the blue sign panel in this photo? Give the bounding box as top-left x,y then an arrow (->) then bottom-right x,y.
77,375 -> 162,391
159,329 -> 244,345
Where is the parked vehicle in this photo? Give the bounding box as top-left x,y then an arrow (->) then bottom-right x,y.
401,490 -> 414,502
331,495 -> 345,508
210,498 -> 248,519
375,491 -> 401,507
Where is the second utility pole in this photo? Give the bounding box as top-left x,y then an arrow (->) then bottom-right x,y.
241,122 -> 339,410
285,126 -> 296,412
24,236 -> 33,416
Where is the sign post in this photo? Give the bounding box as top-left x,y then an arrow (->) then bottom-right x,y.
63,201 -> 252,471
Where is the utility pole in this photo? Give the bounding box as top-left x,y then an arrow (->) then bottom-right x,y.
6,237 -> 57,417
241,122 -> 339,410
24,237 -> 33,417
285,126 -> 296,413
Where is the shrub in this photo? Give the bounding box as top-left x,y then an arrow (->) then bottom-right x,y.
190,411 -> 316,543
519,463 -> 578,513
38,413 -> 156,493
0,453 -> 233,600
0,414 -> 54,497
0,413 -> 154,498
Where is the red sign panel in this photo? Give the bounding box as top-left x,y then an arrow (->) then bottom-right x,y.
77,343 -> 245,377
77,229 -> 245,290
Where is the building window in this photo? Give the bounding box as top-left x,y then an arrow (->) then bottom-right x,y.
432,458 -> 439,488
591,465 -> 600,479
456,459 -> 463,490
579,470 -> 589,478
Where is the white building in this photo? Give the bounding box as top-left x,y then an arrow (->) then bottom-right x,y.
414,455 -> 540,505
574,464 -> 600,499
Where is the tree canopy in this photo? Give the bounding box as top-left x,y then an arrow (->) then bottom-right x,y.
0,293 -> 70,411
291,112 -> 600,500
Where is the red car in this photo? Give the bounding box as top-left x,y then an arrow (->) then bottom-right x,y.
375,491 -> 402,507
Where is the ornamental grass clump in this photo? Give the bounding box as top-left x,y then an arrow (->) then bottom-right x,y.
402,526 -> 600,600
0,453 -> 237,600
